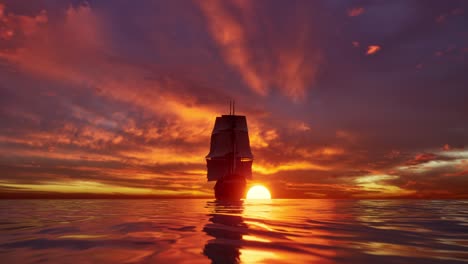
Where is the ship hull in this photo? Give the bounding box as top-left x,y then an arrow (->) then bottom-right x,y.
214,175 -> 246,201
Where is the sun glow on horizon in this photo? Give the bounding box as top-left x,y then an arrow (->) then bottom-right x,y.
246,185 -> 271,200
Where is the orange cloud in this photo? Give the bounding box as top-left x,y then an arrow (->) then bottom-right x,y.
354,174 -> 415,197
385,150 -> 401,159
0,3 -> 47,40
445,170 -> 468,177
348,7 -> 365,17
296,147 -> 345,159
275,45 -> 319,101
0,4 -> 224,132
253,161 -> 328,175
405,153 -> 437,166
366,45 -> 381,55
294,122 -> 311,132
197,0 -> 267,96
63,3 -> 102,49
335,130 -> 357,142
0,180 -> 209,197
197,0 -> 321,101
436,8 -> 464,23
436,14 -> 447,23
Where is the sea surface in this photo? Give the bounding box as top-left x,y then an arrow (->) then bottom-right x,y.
0,199 -> 467,263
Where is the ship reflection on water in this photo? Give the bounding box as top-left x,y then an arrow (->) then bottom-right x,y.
0,199 -> 467,263
203,201 -> 246,263
203,200 -> 285,264
202,199 -> 468,264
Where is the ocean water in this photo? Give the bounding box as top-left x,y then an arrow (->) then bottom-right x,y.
0,199 -> 467,263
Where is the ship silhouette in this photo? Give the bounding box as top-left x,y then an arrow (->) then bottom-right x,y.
206,101 -> 253,200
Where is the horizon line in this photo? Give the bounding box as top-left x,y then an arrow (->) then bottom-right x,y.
1,192 -> 467,200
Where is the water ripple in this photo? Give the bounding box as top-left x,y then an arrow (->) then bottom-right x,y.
0,199 -> 467,263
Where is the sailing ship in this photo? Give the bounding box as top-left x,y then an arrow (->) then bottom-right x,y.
206,102 -> 253,200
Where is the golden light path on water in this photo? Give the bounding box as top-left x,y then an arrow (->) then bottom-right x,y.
0,200 -> 467,263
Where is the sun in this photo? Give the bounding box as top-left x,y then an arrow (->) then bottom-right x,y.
246,185 -> 271,200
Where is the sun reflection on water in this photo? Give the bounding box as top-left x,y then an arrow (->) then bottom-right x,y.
202,199 -> 344,263
240,249 -> 279,263
1,199 -> 467,263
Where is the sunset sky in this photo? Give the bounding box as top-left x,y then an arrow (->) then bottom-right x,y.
0,0 -> 467,199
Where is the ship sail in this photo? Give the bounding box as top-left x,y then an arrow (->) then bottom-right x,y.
206,115 -> 253,181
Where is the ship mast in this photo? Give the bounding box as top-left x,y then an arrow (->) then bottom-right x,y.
232,101 -> 236,174
229,100 -> 237,175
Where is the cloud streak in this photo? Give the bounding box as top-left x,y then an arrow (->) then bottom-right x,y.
197,0 -> 321,101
